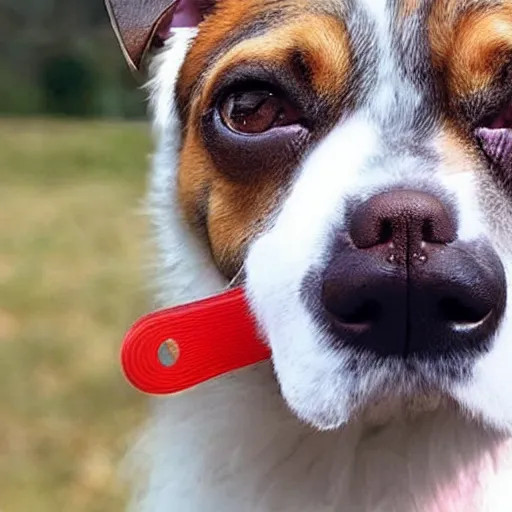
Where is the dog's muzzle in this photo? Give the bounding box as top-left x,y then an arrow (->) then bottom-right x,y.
305,189 -> 507,359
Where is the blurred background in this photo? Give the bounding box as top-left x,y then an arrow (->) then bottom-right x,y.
1,1 -> 152,510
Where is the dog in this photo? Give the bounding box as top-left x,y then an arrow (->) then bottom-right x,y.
106,0 -> 512,510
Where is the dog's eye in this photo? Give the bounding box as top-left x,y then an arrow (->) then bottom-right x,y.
476,101 -> 512,179
202,84 -> 310,182
220,89 -> 301,134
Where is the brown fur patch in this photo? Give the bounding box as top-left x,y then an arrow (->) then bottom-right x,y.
177,127 -> 285,277
399,0 -> 421,18
430,1 -> 512,98
175,8 -> 351,278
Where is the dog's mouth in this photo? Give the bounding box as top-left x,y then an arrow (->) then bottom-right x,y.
351,387 -> 452,427
341,354 -> 470,425
271,340 -> 485,432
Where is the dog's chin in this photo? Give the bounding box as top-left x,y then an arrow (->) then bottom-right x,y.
280,377 -> 451,433
272,351 -> 510,434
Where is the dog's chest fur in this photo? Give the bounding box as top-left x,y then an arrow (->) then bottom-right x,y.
131,366 -> 512,512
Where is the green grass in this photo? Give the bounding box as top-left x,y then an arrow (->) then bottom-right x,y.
0,119 -> 152,511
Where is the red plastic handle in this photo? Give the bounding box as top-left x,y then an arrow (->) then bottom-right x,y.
121,287 -> 271,394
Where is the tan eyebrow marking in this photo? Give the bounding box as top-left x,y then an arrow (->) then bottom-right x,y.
430,2 -> 512,98
177,0 -> 309,101
180,12 -> 351,111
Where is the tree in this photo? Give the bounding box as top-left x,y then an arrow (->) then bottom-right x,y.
0,0 -> 146,117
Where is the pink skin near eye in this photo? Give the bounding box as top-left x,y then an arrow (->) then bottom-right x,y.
476,103 -> 512,175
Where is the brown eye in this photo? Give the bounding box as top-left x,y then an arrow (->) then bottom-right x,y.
220,90 -> 301,134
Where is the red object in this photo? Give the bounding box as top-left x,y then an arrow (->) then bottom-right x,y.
121,287 -> 271,394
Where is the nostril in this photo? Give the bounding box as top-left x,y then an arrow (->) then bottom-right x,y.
378,219 -> 393,244
342,300 -> 381,324
326,298 -> 381,326
438,297 -> 489,325
422,219 -> 435,243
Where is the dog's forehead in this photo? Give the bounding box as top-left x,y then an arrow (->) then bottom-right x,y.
179,0 -> 512,93
301,0 -> 502,20
196,0 -> 507,36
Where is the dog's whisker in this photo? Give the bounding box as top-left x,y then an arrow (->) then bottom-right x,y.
226,265 -> 246,290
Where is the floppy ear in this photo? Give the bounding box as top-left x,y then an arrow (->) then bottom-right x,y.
105,0 -> 208,72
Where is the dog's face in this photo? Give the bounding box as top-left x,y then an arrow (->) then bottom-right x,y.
108,0 -> 512,431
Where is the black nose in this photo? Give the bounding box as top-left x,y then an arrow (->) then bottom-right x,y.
320,190 -> 507,358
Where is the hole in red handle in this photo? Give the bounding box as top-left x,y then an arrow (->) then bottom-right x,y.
157,339 -> 180,368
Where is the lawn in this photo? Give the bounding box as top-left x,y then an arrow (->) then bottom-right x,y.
0,119 -> 152,511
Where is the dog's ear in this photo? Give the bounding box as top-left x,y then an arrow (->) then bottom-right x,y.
105,0 -> 213,72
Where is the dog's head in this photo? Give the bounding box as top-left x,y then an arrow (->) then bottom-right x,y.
108,0 -> 512,432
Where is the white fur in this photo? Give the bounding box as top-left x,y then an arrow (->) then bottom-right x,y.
126,8 -> 512,511
130,364 -> 512,512
145,28 -> 226,307
359,0 -> 421,122
247,116 -> 380,429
